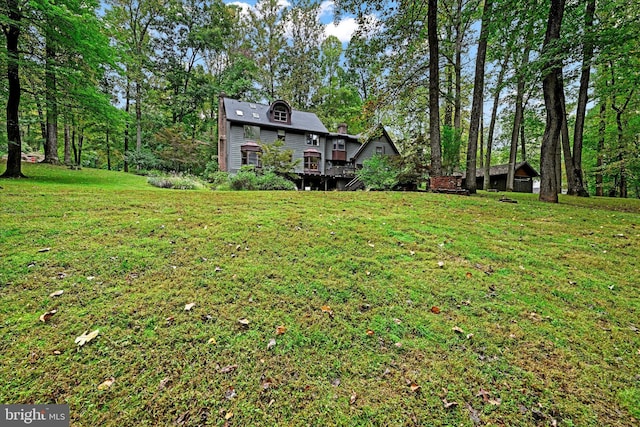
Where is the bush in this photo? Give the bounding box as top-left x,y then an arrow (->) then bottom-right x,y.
356,154 -> 401,190
256,172 -> 297,190
227,167 -> 296,191
208,171 -> 230,189
147,174 -> 206,190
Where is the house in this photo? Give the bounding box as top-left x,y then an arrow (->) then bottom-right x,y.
469,161 -> 540,193
217,95 -> 399,190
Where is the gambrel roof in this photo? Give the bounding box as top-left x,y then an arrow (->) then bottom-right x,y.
222,98 -> 328,134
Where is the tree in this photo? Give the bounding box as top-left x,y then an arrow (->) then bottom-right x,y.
464,0 -> 492,193
356,153 -> 400,190
428,0 -> 442,176
1,0 -> 23,177
539,0 -> 565,203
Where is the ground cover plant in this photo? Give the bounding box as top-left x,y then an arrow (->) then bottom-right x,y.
1,163 -> 639,426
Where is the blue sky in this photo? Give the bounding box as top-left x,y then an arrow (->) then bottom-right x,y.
223,0 -> 360,43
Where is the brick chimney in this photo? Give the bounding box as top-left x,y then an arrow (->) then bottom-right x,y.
337,123 -> 348,135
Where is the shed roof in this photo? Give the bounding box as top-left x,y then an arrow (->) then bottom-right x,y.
476,161 -> 539,178
223,98 -> 328,134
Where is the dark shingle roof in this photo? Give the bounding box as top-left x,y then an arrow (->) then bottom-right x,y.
476,161 -> 539,178
223,98 -> 328,134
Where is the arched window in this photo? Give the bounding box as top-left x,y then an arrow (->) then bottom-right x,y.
268,100 -> 292,125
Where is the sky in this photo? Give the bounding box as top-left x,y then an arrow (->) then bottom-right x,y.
224,0 -> 360,43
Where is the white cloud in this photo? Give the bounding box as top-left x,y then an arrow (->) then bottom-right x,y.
324,17 -> 358,43
318,0 -> 335,20
228,1 -> 252,16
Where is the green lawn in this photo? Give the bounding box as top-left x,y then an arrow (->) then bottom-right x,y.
1,163 -> 639,426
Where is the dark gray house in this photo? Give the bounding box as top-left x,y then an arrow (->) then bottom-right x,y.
217,96 -> 399,190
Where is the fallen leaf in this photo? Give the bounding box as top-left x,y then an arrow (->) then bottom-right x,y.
394,342 -> 402,348
98,377 -> 115,390
321,305 -> 332,313
331,378 -> 341,387
75,329 -> 99,346
466,333 -> 474,340
224,411 -> 233,420
224,387 -> 236,400
467,404 -> 481,425
393,318 -> 402,324
207,337 -> 217,345
57,273 -> 66,279
159,377 -> 171,390
50,290 -> 64,297
452,326 -> 465,334
215,266 -> 223,272
202,314 -> 213,322
276,325 -> 286,335
38,247 -> 51,253
409,382 -> 421,393
350,392 -> 357,404
465,272 -> 473,279
219,364 -> 238,374
476,388 -> 490,402
437,261 -> 444,268
166,316 -> 175,324
53,350 -> 61,355
488,398 -> 502,406
39,309 -> 57,323
262,378 -> 273,390
184,303 -> 195,311
443,398 -> 458,409
430,306 -> 441,314
86,276 -> 95,281
238,318 -> 250,327
366,329 -> 375,336
267,338 -> 276,350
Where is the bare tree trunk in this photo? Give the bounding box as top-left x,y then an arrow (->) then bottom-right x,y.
124,78 -> 130,172
484,55 -> 510,190
106,126 -> 111,171
595,101 -> 606,196
135,81 -> 142,153
610,65 -> 634,199
64,118 -> 71,165
539,0 -> 566,203
571,0 -> 595,197
507,39 -> 531,191
465,0 -> 492,194
479,114 -> 484,169
520,120 -> 526,161
43,31 -> 59,164
560,74 -> 578,195
428,0 -> 442,176
1,0 -> 24,178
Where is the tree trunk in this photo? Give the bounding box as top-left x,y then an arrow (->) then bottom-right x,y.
135,81 -> 142,153
465,0 -> 492,194
106,127 -> 111,171
124,78 -> 130,172
453,0 -> 462,137
571,0 -> 595,197
539,0 -> 566,203
428,0 -> 442,176
479,114 -> 484,169
595,101 -> 606,196
484,54 -> 510,190
72,126 -> 78,166
507,40 -> 531,191
520,119 -> 526,161
1,0 -> 24,178
43,32 -> 59,164
560,74 -> 578,195
64,118 -> 71,165
77,128 -> 84,168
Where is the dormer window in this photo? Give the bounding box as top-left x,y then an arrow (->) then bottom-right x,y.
306,133 -> 319,146
268,100 -> 292,125
274,105 -> 288,122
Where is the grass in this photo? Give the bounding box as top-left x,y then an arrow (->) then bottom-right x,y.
1,162 -> 639,426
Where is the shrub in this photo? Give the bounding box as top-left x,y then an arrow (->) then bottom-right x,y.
147,174 -> 206,190
229,167 -> 259,190
356,154 -> 401,190
256,172 -> 297,190
208,171 -> 230,189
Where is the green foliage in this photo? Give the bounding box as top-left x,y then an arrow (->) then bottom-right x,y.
147,173 -> 207,190
125,149 -> 161,171
356,154 -> 401,190
260,139 -> 300,179
227,166 -> 296,191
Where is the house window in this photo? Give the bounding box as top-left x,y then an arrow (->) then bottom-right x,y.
277,129 -> 286,141
304,150 -> 321,173
306,133 -> 319,146
241,142 -> 262,168
333,139 -> 345,151
244,125 -> 260,139
274,105 -> 288,122
376,146 -> 384,154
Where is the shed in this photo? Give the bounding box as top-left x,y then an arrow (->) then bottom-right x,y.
473,161 -> 539,193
